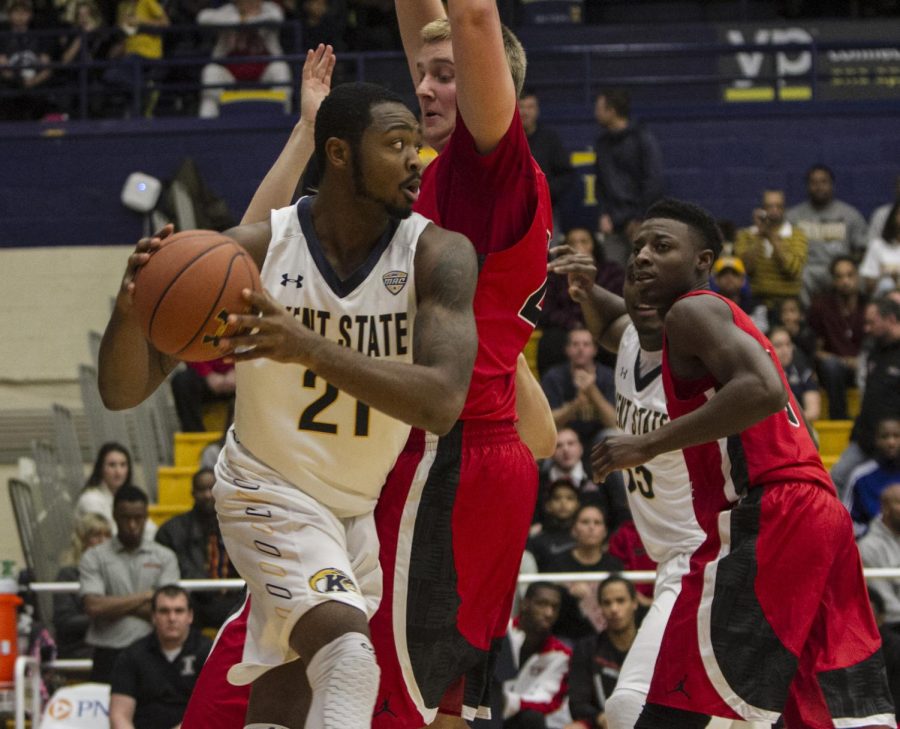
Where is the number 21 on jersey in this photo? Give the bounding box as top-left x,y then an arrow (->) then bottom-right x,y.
298,369 -> 371,437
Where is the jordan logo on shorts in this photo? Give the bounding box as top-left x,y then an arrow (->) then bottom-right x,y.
309,567 -> 358,594
373,696 -> 396,718
668,675 -> 690,699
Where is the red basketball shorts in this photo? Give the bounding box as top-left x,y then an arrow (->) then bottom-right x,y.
181,594 -> 251,729
646,482 -> 895,728
371,421 -> 538,728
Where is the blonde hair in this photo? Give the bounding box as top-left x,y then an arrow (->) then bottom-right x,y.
61,512 -> 113,565
420,18 -> 527,98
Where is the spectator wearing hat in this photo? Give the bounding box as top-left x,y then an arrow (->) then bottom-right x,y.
734,189 -> 808,310
710,255 -> 769,333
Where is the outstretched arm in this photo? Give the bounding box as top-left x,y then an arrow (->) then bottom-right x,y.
593,295 -> 787,481
447,0 -> 517,154
515,354 -> 556,459
241,45 -> 335,225
219,225 -> 478,435
395,0 -> 445,84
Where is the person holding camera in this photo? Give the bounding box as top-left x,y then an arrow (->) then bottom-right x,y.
734,189 -> 809,312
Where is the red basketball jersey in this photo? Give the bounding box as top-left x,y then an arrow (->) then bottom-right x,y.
414,108 -> 553,421
661,290 -> 832,527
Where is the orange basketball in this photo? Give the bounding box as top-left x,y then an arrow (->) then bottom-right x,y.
133,230 -> 261,362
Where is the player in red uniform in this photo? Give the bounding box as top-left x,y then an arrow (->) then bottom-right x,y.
592,198 -> 894,729
370,0 -> 553,726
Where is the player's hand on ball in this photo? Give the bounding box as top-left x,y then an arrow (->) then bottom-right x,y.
548,245 -> 597,303
120,224 -> 174,305
591,433 -> 653,483
219,289 -> 315,364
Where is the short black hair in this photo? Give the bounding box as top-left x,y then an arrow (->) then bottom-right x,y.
644,197 -> 724,259
598,574 -> 637,602
314,82 -> 406,172
547,478 -> 579,498
597,88 -> 630,118
113,484 -> 149,507
881,201 -> 900,243
152,584 -> 191,612
829,254 -> 857,277
806,163 -> 835,183
519,86 -> 538,100
872,295 -> 900,321
524,581 -> 563,600
192,467 -> 215,491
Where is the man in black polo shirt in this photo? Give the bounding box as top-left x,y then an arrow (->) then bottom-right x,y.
110,585 -> 212,729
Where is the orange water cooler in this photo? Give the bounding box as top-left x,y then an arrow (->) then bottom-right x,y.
0,571 -> 22,688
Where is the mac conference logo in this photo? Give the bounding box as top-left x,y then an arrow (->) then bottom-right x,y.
47,699 -> 73,720
309,568 -> 358,594
382,270 -> 408,295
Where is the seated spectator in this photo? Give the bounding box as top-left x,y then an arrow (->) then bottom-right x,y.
565,575 -> 640,729
709,256 -> 768,333
59,0 -> 117,115
869,588 -> 900,715
109,585 -> 213,729
53,513 -> 112,658
80,485 -> 179,683
528,479 -> 579,571
774,295 -> 817,362
76,442 -> 157,539
544,505 -> 625,641
498,582 -> 570,729
734,189 -> 808,309
861,201 -> 900,297
0,0 -> 56,121
541,328 -> 617,450
808,255 -> 867,420
846,417 -> 900,535
197,0 -> 291,119
832,297 -> 900,497
155,468 -> 240,629
538,228 -> 623,375
769,325 -> 821,423
786,164 -> 867,303
171,358 -> 236,432
867,174 -> 900,250
298,0 -> 345,52
519,88 -> 576,212
859,483 -> 900,630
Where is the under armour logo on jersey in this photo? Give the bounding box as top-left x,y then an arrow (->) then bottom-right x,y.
281,273 -> 304,288
619,367 -> 628,379
382,270 -> 408,295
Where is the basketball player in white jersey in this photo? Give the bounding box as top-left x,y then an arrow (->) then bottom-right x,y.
549,247 -> 706,729
98,82 -> 479,729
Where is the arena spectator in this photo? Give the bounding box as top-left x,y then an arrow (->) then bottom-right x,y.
808,255 -> 867,420
0,0 -> 56,120
109,585 -> 212,729
869,589 -> 900,715
518,88 -> 576,210
733,189 -> 808,308
832,297 -> 900,497
197,0 -> 291,118
769,325 -> 821,423
155,468 -> 240,628
53,513 -> 112,658
861,201 -> 900,296
846,417 -> 900,535
544,504 -> 625,641
170,358 -> 236,432
859,483 -> 900,629
528,479 -> 579,571
498,582 -> 570,729
297,0 -> 345,52
774,295 -> 817,362
80,485 -> 179,683
564,575 -> 639,729
867,174 -> 900,247
592,88 -> 665,267
709,255 -> 769,333
786,164 -> 867,302
58,0 -> 117,115
541,327 -> 617,450
537,227 -> 624,376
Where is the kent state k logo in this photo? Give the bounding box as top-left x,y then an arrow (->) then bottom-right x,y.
309,568 -> 358,594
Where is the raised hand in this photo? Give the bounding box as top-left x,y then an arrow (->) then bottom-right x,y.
548,244 -> 597,303
300,44 -> 336,125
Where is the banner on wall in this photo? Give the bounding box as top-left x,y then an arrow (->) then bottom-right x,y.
718,21 -> 900,102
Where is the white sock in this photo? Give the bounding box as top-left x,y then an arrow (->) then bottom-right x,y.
305,632 -> 380,729
605,687 -> 647,729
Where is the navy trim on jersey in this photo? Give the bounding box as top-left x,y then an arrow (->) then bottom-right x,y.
633,350 -> 662,392
296,196 -> 400,299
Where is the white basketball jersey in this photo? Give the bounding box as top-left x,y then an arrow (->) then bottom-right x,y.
232,197 -> 428,517
615,324 -> 706,563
